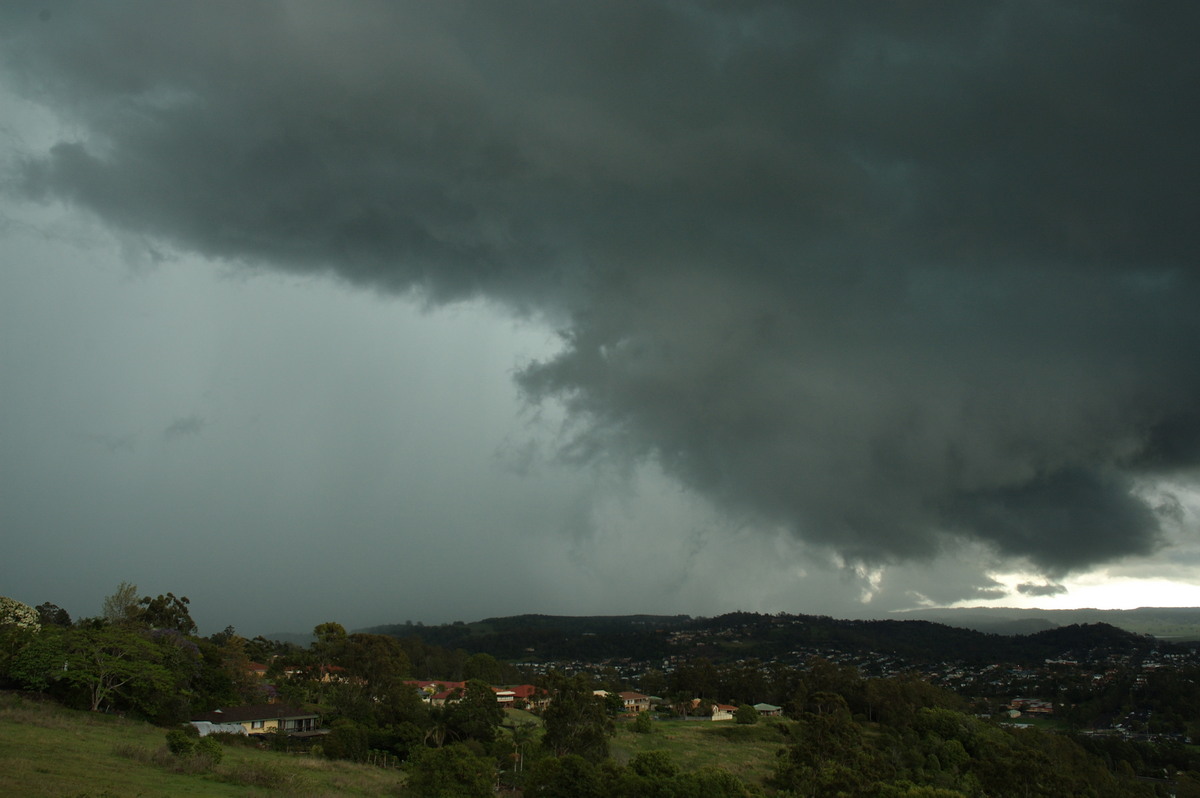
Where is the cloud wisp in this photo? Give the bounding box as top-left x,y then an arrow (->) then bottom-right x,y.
3,1 -> 1199,596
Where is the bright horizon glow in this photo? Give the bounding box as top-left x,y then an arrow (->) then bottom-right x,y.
952,572 -> 1200,611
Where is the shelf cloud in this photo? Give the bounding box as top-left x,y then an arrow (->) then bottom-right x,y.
4,1 -> 1199,589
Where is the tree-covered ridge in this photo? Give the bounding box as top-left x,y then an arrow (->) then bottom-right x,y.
363,610 -> 1160,667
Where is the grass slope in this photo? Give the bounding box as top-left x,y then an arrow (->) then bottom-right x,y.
610,716 -> 785,786
0,693 -> 406,797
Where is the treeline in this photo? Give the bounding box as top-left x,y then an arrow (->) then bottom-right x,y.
0,588 -> 524,725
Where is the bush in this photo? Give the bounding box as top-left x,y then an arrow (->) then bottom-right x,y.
633,711 -> 654,733
735,705 -> 759,725
209,731 -> 256,747
165,729 -> 196,756
263,726 -> 291,752
195,736 -> 224,765
324,719 -> 370,761
406,744 -> 496,798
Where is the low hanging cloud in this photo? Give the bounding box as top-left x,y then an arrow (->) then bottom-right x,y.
1016,582 -> 1069,598
3,2 -> 1199,582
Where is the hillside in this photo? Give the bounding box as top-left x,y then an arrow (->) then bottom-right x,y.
0,692 -> 406,797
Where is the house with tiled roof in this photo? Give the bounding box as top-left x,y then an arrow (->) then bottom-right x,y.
406,680 -> 467,705
619,691 -> 651,713
502,683 -> 549,709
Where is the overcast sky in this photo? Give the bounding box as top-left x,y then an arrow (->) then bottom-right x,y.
3,1 -> 1200,637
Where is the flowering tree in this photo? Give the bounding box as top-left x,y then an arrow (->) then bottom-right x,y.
0,596 -> 41,632
1,596 -> 42,680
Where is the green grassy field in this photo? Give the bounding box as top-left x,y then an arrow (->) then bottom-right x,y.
0,693 -> 784,796
610,716 -> 786,786
0,693 -> 407,797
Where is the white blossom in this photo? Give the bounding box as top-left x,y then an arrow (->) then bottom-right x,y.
0,596 -> 41,632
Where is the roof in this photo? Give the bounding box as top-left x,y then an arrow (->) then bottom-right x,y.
190,704 -> 318,724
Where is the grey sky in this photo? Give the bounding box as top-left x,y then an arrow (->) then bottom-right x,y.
2,1 -> 1199,635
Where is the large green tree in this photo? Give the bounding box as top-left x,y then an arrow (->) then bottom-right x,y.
445,679 -> 504,743
61,625 -> 174,713
540,672 -> 613,762
138,593 -> 197,634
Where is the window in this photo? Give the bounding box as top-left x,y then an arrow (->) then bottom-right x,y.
251,720 -> 264,729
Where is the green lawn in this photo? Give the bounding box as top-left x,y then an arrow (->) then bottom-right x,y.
0,693 -> 407,797
610,716 -> 786,786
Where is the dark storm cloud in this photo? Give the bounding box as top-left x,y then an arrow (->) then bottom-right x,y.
4,1 -> 1199,577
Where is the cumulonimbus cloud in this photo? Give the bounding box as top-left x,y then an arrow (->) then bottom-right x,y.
4,1 -> 1199,577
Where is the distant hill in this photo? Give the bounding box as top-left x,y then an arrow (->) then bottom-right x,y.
261,631 -> 315,647
361,614 -> 694,662
892,607 -> 1200,640
358,611 -> 1165,666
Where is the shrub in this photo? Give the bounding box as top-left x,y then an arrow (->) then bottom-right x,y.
165,729 -> 196,756
111,743 -> 154,763
195,736 -> 224,765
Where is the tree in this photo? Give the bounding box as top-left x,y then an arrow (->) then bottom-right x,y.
540,672 -> 613,762
446,679 -> 504,743
525,753 -> 604,798
341,633 -> 410,688
735,704 -> 759,725
35,602 -> 71,627
463,652 -> 504,683
0,596 -> 40,630
102,581 -> 140,626
771,693 -> 875,797
510,721 -> 537,776
0,596 -> 42,680
138,593 -> 196,634
602,690 -> 625,717
60,625 -> 173,712
406,743 -> 495,798
6,625 -> 66,692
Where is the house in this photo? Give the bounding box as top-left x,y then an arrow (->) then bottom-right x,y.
406,680 -> 467,705
503,684 -> 549,710
754,703 -> 783,717
190,704 -> 320,735
619,691 -> 651,713
710,704 -> 738,722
